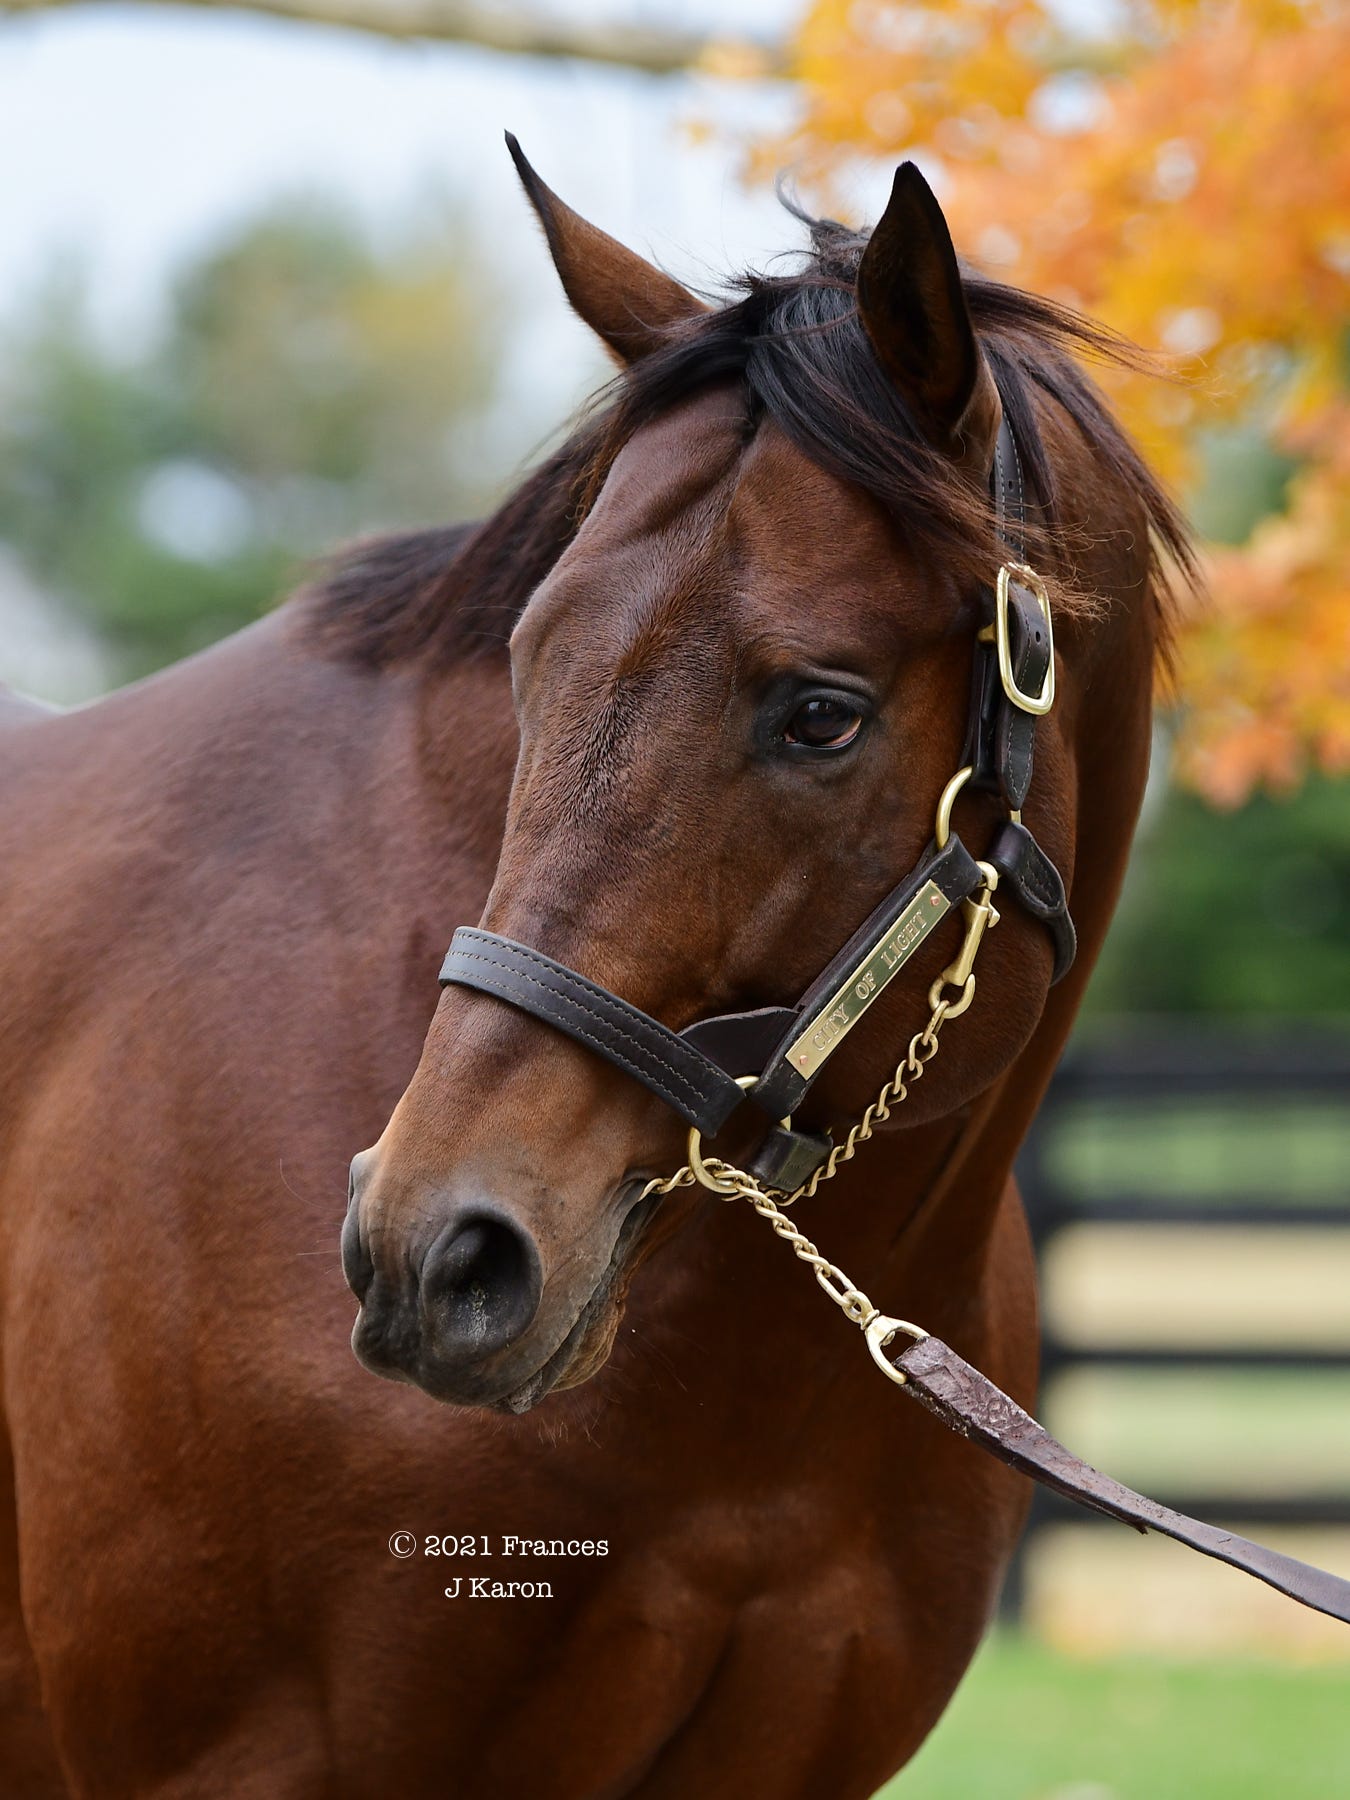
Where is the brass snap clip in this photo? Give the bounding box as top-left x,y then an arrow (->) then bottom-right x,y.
929,861 -> 1000,1020
865,1314 -> 929,1386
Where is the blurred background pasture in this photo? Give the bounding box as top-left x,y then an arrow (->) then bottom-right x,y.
0,1 -> 1346,1792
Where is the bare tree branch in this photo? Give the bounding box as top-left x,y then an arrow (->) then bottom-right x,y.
0,0 -> 787,76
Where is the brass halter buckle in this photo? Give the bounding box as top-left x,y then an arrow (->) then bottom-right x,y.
995,562 -> 1055,716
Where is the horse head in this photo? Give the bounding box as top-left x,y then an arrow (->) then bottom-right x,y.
342,142 -> 1187,1411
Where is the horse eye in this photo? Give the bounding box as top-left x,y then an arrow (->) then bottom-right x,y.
784,695 -> 864,751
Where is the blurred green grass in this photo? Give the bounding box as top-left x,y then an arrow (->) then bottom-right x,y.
873,1634 -> 1350,1799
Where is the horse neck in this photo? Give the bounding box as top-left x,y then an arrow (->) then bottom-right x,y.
10,606 -> 518,1032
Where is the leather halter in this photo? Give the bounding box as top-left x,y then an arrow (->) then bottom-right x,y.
440,415 -> 1074,1151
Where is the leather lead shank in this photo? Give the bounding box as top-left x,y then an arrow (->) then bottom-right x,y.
892,1335 -> 1350,1627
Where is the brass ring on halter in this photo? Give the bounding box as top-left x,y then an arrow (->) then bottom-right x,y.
686,1132 -> 739,1195
686,1076 -> 792,1197
934,765 -> 974,850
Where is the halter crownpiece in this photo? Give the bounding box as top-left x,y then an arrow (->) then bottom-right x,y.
438,410 -> 1074,1147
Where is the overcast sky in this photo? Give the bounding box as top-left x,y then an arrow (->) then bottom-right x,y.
0,4 -> 895,414
0,1 -> 901,696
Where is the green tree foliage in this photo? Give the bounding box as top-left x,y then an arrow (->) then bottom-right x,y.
1084,417 -> 1350,1017
1090,775 -> 1350,1014
0,197 -> 506,676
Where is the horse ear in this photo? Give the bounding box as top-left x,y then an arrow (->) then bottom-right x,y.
856,163 -> 1000,468
506,134 -> 706,364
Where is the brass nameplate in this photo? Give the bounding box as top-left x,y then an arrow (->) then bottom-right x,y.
785,880 -> 952,1080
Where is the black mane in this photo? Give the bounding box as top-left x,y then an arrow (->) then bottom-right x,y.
303,211 -> 1195,669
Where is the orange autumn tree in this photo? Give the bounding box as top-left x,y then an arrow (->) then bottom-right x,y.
776,0 -> 1350,804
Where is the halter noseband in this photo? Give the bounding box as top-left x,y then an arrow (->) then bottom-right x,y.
438,413 -> 1074,1173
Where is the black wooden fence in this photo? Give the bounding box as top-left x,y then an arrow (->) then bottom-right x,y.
1004,1023 -> 1350,1622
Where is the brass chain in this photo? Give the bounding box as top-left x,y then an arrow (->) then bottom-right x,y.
637,977 -> 965,1334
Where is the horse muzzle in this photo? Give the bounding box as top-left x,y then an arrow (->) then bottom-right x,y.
343,1153 -> 548,1400
343,1150 -> 647,1411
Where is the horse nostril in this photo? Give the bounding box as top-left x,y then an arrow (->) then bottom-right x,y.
341,1187 -> 375,1303
420,1213 -> 542,1355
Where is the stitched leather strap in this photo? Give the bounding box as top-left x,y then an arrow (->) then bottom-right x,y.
965,420 -> 1024,793
963,421 -> 1054,816
889,1334 -> 1350,1626
440,929 -> 749,1136
995,588 -> 1051,811
991,413 -> 1025,543
963,588 -> 1048,814
987,819 -> 1076,985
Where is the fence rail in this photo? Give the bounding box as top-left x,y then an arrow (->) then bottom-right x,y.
1005,1022 -> 1350,1622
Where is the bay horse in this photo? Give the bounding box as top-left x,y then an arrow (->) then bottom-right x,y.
0,144 -> 1191,1797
